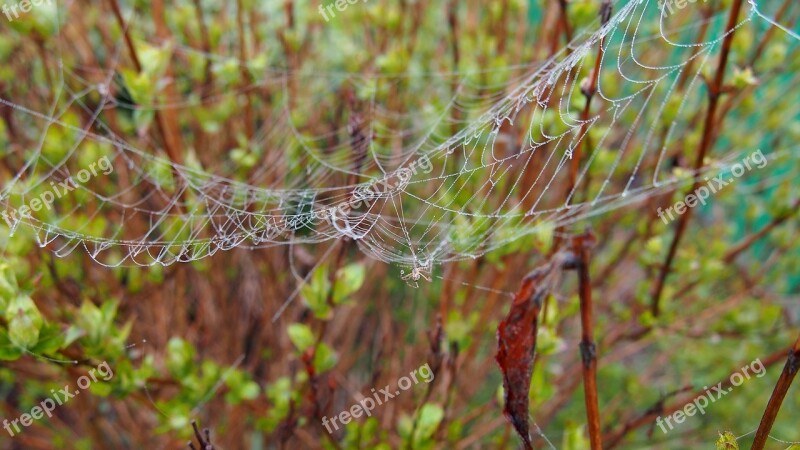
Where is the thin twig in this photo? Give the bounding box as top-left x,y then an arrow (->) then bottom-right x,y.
568,0 -> 612,201
723,197 -> 800,263
188,420 -> 215,450
650,0 -> 745,317
107,0 -> 183,165
236,0 -> 254,139
748,0 -> 793,67
751,333 -> 800,450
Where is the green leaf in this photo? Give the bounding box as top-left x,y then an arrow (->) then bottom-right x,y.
30,322 -> 65,354
88,381 -> 113,397
63,325 -> 85,347
562,421 -> 590,450
536,326 -> 565,356
332,263 -> 365,304
412,403 -> 444,445
444,310 -> 478,350
166,337 -> 196,377
261,377 -> 295,432
230,148 -> 257,169
313,342 -> 338,374
0,329 -> 24,360
144,159 -> 176,192
239,380 -> 260,400
119,69 -> 153,105
224,370 -> 260,405
287,323 -> 315,352
138,43 -> 172,77
300,267 -> 332,319
76,299 -> 103,340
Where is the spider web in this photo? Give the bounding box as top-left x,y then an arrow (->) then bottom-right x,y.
0,0 -> 798,275
1,1 -> 798,448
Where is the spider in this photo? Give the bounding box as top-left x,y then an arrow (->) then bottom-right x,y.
400,259 -> 432,287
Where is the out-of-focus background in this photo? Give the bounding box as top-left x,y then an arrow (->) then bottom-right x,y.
1,0 -> 799,448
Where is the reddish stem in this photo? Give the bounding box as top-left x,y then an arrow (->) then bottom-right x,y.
751,333 -> 800,450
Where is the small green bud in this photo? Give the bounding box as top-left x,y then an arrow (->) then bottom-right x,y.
732,67 -> 759,89
6,295 -> 44,349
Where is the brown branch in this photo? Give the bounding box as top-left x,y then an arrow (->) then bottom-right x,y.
556,0 -> 573,46
236,0 -> 254,139
447,0 -> 461,140
151,0 -> 184,165
108,0 -> 183,165
568,0 -> 611,201
107,0 -> 141,72
188,420 -> 216,450
664,196 -> 799,302
751,333 -> 800,450
649,0 -> 744,317
570,231 -> 602,449
723,197 -> 800,264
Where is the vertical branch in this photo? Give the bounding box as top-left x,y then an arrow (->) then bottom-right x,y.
570,231 -> 602,450
151,0 -> 185,165
188,420 -> 216,450
278,2 -> 298,109
567,0 -> 611,202
555,1 -> 610,253
313,98 -> 369,368
751,333 -> 800,450
107,0 -> 141,71
108,0 -> 183,165
447,0 -> 461,141
189,0 -> 212,157
556,0 -> 573,45
319,99 -> 369,332
650,0 -> 744,317
549,0 -> 573,56
236,0 -> 254,140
